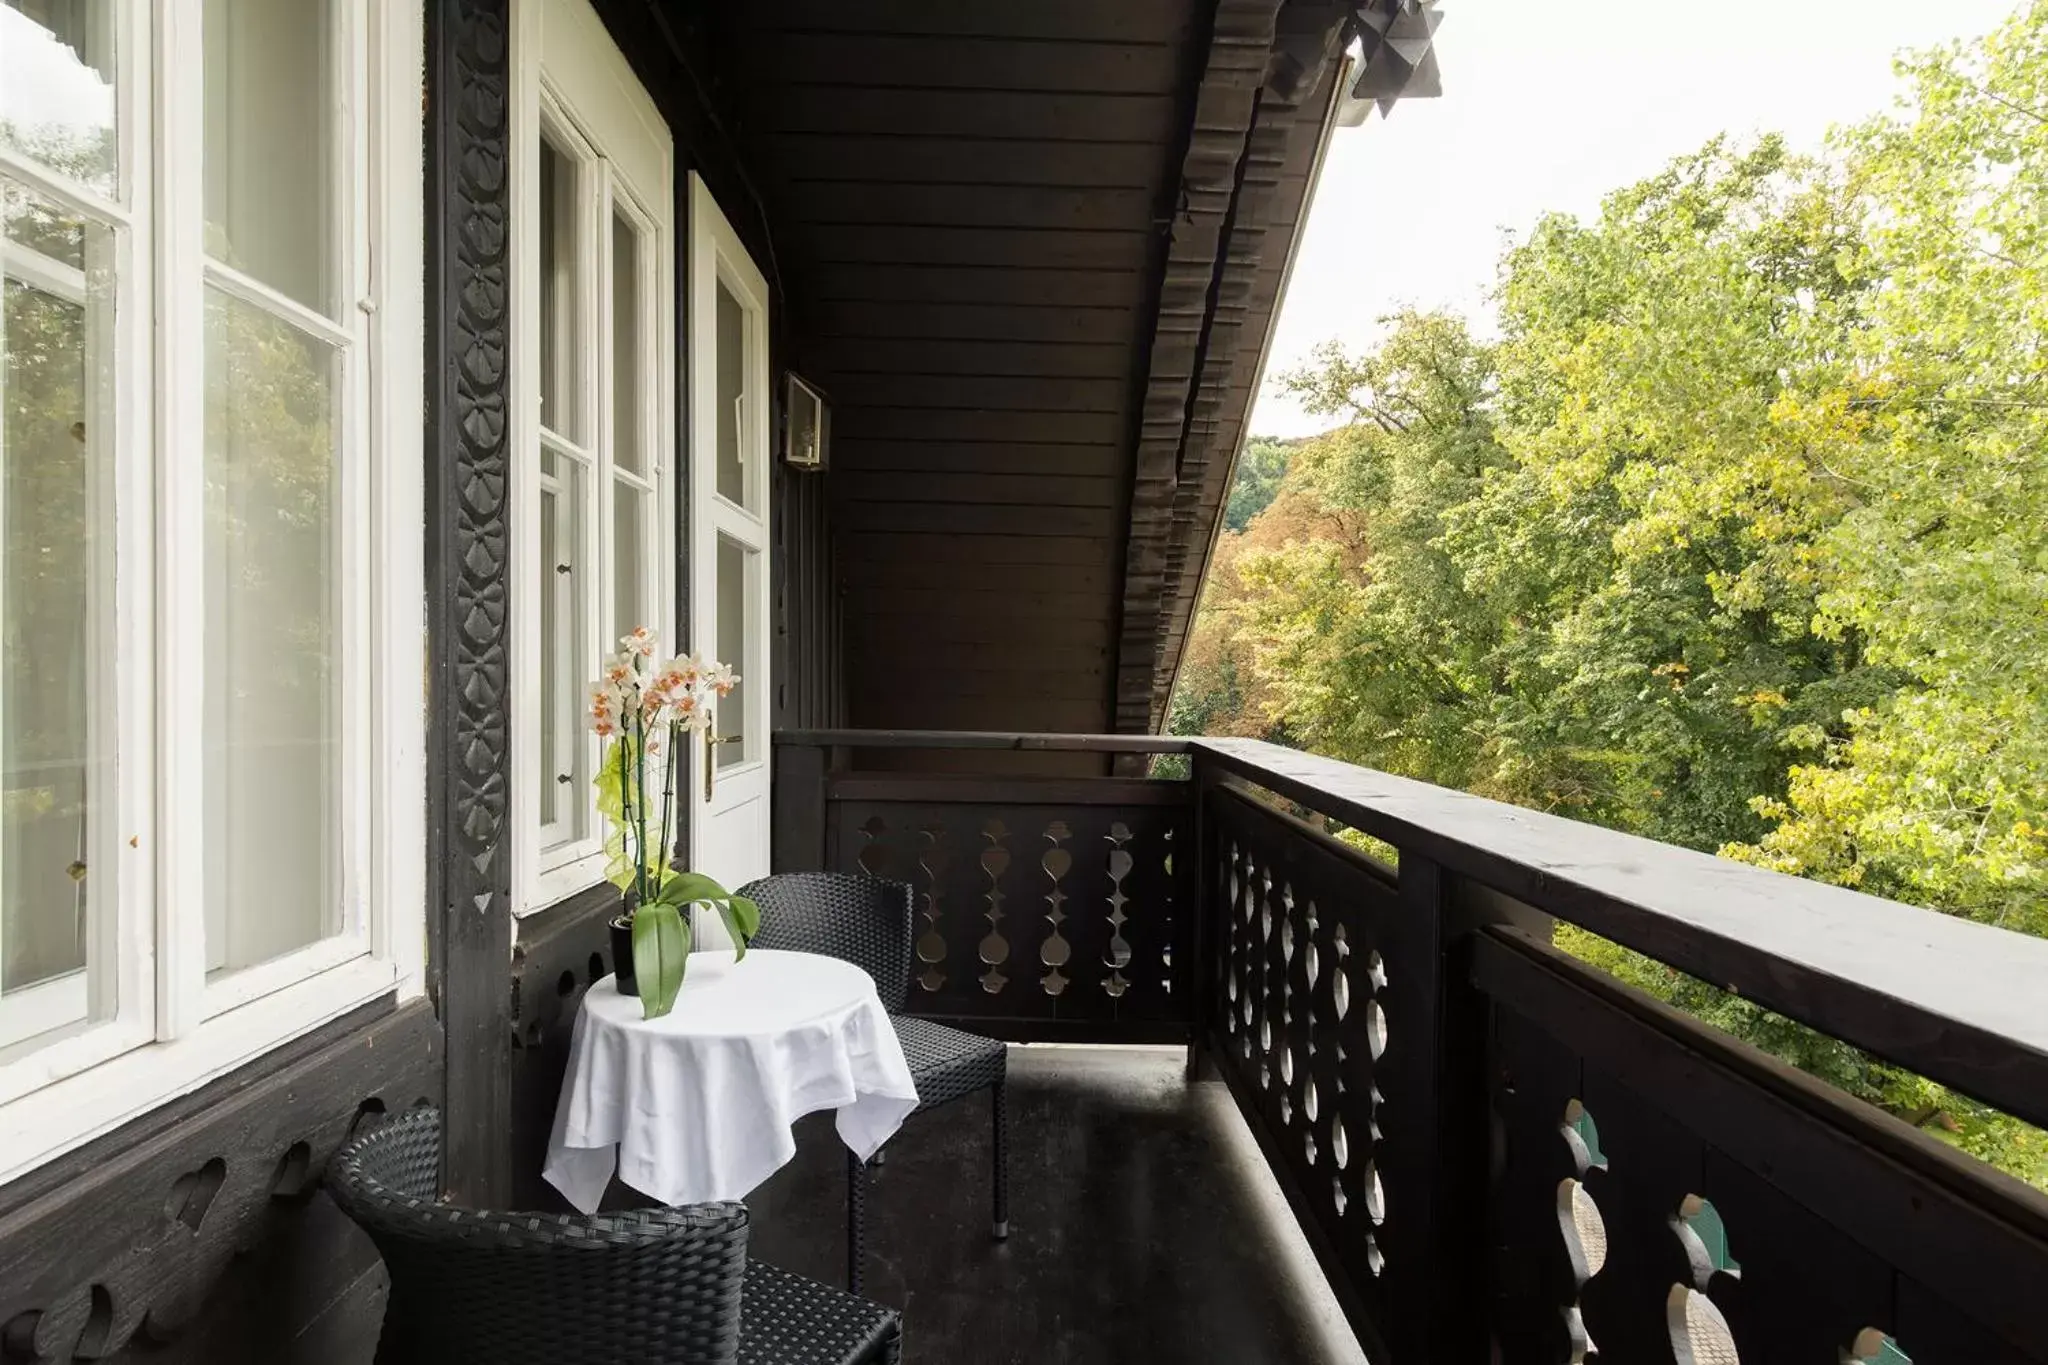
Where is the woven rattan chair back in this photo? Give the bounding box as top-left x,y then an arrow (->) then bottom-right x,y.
328,1107 -> 750,1365
737,873 -> 914,1012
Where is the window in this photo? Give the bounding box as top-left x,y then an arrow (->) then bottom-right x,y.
0,0 -> 423,1179
511,0 -> 673,913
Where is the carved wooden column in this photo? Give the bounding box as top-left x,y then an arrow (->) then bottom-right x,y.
426,0 -> 514,1206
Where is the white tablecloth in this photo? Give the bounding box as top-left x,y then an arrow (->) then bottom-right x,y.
544,949 -> 919,1213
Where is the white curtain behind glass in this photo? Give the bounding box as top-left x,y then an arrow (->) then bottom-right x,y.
200,0 -> 340,976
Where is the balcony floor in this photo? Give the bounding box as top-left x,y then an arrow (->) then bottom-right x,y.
748,1045 -> 1367,1365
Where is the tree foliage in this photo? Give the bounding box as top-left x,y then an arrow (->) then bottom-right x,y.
1178,4 -> 2048,1184
1222,436 -> 1296,532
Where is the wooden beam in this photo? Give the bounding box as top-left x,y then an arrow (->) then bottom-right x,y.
425,0 -> 514,1206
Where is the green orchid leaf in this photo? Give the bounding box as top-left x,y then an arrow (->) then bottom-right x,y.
716,894 -> 760,962
631,903 -> 691,1019
653,870 -> 734,908
731,894 -> 762,939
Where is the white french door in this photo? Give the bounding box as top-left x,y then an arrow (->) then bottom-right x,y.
511,0 -> 675,912
686,175 -> 771,919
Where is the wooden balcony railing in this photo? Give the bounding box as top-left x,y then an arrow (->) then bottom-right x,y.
773,731 -> 2048,1365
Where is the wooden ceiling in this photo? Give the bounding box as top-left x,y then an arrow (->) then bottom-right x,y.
719,0 -> 1353,739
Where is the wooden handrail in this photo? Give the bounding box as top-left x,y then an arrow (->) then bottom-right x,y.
1195,735 -> 2048,1132
775,729 -> 1193,754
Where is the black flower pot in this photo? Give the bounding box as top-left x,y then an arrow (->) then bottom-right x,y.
610,915 -> 637,996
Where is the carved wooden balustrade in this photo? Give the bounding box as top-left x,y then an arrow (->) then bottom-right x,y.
776,731 -> 2048,1365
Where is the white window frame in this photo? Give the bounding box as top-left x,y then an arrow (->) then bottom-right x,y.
0,0 -> 426,1186
509,0 -> 675,916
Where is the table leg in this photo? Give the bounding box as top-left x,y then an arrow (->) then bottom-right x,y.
846,1146 -> 867,1295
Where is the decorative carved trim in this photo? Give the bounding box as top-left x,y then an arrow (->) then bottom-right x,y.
0,1004 -> 440,1365
1113,0 -> 1354,735
427,0 -> 515,1203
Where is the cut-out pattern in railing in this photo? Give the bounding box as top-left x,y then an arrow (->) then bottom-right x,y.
828,795 -> 1192,1028
1104,822 -> 1134,998
1040,821 -> 1072,996
1556,1101 -> 1610,1364
978,819 -> 1011,994
1482,928 -> 2046,1365
1207,787 -> 1408,1342
916,823 -> 947,994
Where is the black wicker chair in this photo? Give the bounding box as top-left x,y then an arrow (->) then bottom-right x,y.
328,1107 -> 902,1365
736,872 -> 1008,1294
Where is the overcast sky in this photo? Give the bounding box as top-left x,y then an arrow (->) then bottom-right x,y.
1252,0 -> 2025,437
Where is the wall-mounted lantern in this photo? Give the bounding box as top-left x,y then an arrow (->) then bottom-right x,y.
784,373 -> 830,471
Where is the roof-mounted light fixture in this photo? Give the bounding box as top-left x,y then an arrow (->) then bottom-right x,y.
1338,0 -> 1444,126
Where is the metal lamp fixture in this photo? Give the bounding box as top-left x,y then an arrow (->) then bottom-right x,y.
784,373 -> 830,471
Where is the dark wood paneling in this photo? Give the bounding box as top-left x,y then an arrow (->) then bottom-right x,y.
850,613 -> 1114,651
852,652 -> 1111,687
811,339 -> 1133,379
840,501 -> 1121,537
723,0 -> 1221,741
749,0 -> 1202,44
831,440 -> 1130,477
425,0 -> 514,1205
791,224 -> 1154,272
854,681 -> 1113,712
507,889 -> 620,1211
778,183 -> 1159,231
822,372 -> 1129,412
764,90 -> 1182,142
806,264 -> 1152,308
839,472 -> 1119,508
0,1003 -> 439,1364
852,588 -> 1111,620
768,135 -> 1169,188
832,406 -> 1124,445
842,554 -> 1119,593
738,34 -> 1185,94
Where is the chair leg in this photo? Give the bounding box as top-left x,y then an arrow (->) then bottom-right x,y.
991,1079 -> 1009,1240
847,1146 -> 867,1295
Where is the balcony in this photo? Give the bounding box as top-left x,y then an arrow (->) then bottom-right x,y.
758,730 -> 2048,1364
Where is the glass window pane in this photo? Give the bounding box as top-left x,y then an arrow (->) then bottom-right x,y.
539,445 -> 586,847
612,481 -> 644,647
538,134 -> 583,444
203,287 -> 340,977
714,536 -> 749,769
714,276 -> 748,507
611,212 -> 643,476
203,0 -> 334,313
0,1 -> 118,199
2,179 -> 113,1043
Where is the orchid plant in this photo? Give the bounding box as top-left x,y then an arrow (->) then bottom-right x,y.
590,627 -> 759,1018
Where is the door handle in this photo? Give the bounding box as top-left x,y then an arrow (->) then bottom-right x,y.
703,729 -> 741,799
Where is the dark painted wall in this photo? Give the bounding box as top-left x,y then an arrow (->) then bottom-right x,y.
0,1003 -> 441,1364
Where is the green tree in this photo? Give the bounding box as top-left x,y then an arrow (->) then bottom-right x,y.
1170,1 -> 2048,1186
1222,436 -> 1294,532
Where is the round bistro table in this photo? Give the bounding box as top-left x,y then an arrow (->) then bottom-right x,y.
543,948 -> 918,1212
